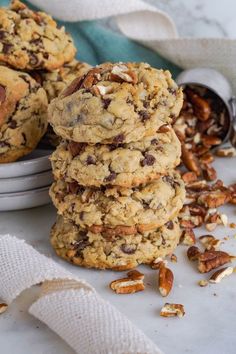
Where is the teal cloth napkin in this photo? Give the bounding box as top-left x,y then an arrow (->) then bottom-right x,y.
0,0 -> 180,77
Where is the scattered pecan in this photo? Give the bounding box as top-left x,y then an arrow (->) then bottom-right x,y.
181,144 -> 201,176
209,266 -> 233,283
198,280 -> 208,287
199,152 -> 214,164
187,246 -> 201,261
158,264 -> 174,297
205,223 -> 217,232
0,303 -> 8,314
150,257 -> 168,270
201,135 -> 222,147
160,303 -> 185,318
170,254 -> 178,263
180,228 -> 196,245
181,171 -> 198,184
110,271 -> 145,294
198,190 -> 230,208
198,250 -> 232,273
215,147 -> 236,157
202,164 -> 217,181
199,235 -> 223,250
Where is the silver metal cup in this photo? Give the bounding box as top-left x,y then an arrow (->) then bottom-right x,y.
176,67 -> 236,147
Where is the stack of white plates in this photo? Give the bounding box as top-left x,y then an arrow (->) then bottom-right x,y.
0,149 -> 53,211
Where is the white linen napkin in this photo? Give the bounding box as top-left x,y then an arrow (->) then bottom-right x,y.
29,0 -> 236,93
0,234 -> 162,354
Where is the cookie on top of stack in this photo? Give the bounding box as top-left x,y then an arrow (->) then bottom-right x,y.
48,62 -> 186,270
0,0 -> 91,160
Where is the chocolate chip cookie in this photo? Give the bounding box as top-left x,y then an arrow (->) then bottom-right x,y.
38,59 -> 92,102
48,62 -> 183,144
49,172 -> 185,234
0,0 -> 76,71
51,125 -> 181,187
0,65 -> 48,162
50,215 -> 180,270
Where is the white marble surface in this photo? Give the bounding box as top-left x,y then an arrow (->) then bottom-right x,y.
1,155 -> 236,354
148,0 -> 236,38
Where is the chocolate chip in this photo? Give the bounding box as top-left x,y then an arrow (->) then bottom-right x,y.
121,244 -> 137,254
62,76 -> 85,97
29,52 -> 39,66
0,30 -> 6,39
30,71 -> 43,85
79,212 -> 84,220
163,175 -> 175,187
22,132 -> 27,144
168,88 -> 177,95
30,38 -> 42,46
166,220 -> 174,230
0,85 -> 6,103
0,141 -> 10,148
151,138 -> 158,145
8,120 -> 17,129
139,110 -> 150,122
113,134 -> 124,144
74,234 -> 90,256
86,155 -> 96,165
68,181 -> 84,194
126,97 -> 133,105
104,172 -> 117,182
43,52 -> 49,59
2,43 -> 13,54
103,98 -> 111,109
68,142 -> 86,157
140,154 -> 156,167
143,101 -> 149,108
161,235 -> 166,245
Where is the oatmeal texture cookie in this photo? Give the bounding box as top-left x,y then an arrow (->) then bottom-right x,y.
36,60 -> 91,148
50,215 -> 180,270
48,62 -> 183,144
50,172 -> 185,234
51,125 -> 181,187
38,59 -> 92,102
0,0 -> 76,70
0,65 -> 48,162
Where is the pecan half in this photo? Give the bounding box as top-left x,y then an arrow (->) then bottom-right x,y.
158,264 -> 174,297
185,88 -> 211,121
181,144 -> 201,176
110,277 -> 145,294
198,250 -> 231,273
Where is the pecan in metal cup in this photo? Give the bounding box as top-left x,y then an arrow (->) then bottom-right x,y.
176,68 -> 236,148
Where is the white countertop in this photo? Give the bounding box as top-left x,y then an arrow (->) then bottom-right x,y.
1,155 -> 236,354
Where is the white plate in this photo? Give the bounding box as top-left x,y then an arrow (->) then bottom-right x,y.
0,149 -> 52,178
0,186 -> 51,211
0,170 -> 53,193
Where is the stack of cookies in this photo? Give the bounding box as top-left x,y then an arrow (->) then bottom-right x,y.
48,62 -> 186,270
0,0 -> 91,161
